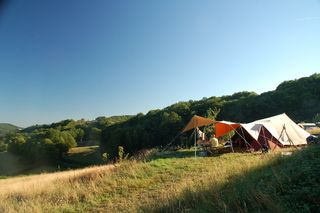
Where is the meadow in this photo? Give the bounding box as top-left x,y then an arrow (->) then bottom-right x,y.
1,145 -> 319,212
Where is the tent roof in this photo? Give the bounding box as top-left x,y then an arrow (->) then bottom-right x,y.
255,113 -> 309,145
215,121 -> 241,137
182,115 -> 215,133
239,113 -> 310,146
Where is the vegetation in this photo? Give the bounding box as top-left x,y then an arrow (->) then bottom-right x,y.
0,145 -> 319,212
0,123 -> 19,137
5,116 -> 131,163
4,73 -> 320,161
313,113 -> 320,123
309,128 -> 320,136
0,123 -> 19,152
0,146 -> 103,177
101,73 -> 320,157
0,151 -> 55,176
7,129 -> 77,162
62,146 -> 103,168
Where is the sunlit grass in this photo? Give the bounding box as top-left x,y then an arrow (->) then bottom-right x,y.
308,127 -> 320,135
0,146 -> 318,212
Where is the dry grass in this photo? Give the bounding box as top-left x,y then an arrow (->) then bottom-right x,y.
0,165 -> 114,212
1,147 -> 315,212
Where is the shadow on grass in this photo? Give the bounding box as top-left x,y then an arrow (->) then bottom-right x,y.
147,150 -> 195,161
147,149 -> 226,161
0,152 -> 57,177
0,146 -> 104,177
142,145 -> 320,212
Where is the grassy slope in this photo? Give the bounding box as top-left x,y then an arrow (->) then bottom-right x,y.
0,146 -> 319,212
62,146 -> 103,168
0,152 -> 56,177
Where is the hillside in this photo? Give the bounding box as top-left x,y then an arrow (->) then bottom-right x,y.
0,146 -> 319,212
101,73 -> 320,157
4,115 -> 132,164
0,123 -> 19,137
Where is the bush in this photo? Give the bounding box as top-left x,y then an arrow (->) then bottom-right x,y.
0,141 -> 7,152
7,129 -> 77,162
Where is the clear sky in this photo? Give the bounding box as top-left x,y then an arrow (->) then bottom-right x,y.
0,0 -> 319,127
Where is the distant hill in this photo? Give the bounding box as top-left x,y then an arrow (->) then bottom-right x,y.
0,123 -> 19,137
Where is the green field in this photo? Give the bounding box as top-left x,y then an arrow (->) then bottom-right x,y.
0,151 -> 56,177
62,145 -> 103,168
1,145 -> 319,212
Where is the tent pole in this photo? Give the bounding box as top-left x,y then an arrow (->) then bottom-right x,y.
194,129 -> 197,158
262,127 -> 268,150
228,131 -> 234,153
277,124 -> 298,150
162,132 -> 182,152
282,124 -> 298,150
240,127 -> 249,149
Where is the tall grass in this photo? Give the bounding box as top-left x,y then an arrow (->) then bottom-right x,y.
0,147 -> 318,212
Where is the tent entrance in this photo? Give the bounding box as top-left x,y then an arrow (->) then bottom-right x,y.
258,126 -> 282,151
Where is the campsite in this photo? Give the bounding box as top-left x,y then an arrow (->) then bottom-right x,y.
1,107 -> 320,212
0,74 -> 320,212
172,113 -> 311,157
1,1 -> 320,212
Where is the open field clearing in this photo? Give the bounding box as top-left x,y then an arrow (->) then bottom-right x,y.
0,146 -> 319,212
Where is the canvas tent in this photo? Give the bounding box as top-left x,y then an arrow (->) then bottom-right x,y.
215,113 -> 310,151
182,115 -> 215,133
215,121 -> 241,138
242,113 -> 309,150
182,115 -> 215,157
162,115 -> 214,153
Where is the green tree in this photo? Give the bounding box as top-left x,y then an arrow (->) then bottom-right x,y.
0,139 -> 7,152
313,113 -> 320,123
7,134 -> 26,155
118,146 -> 124,162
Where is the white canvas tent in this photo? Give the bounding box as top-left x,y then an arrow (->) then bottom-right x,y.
242,113 -> 310,147
215,113 -> 310,150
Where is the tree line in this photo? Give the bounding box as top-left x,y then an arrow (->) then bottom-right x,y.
3,116 -> 131,162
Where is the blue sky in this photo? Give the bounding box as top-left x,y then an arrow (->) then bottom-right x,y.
0,0 -> 319,127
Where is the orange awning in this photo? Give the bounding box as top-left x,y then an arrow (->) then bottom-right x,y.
182,115 -> 215,133
215,121 -> 240,138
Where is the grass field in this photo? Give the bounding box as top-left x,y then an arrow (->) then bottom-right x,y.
0,146 -> 319,212
61,145 -> 103,168
0,152 -> 56,177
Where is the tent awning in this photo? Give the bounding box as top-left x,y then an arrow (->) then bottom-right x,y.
215,121 -> 241,137
182,115 -> 215,133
